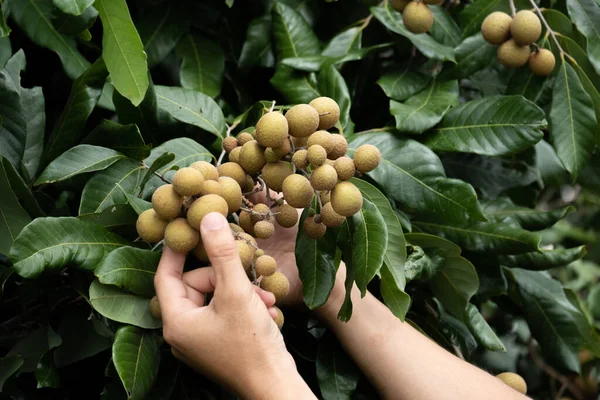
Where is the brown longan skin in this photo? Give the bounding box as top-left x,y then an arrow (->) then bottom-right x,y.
272,138 -> 292,159
497,39 -> 531,68
402,2 -> 433,34
256,255 -> 277,277
222,137 -> 238,153
239,140 -> 267,175
307,145 -> 327,167
303,216 -> 327,239
136,209 -> 168,243
164,218 -> 200,253
152,184 -> 183,221
354,144 -> 381,173
285,104 -> 319,138
328,134 -> 348,160
261,161 -> 293,192
218,162 -> 246,187
511,10 -> 542,46
321,202 -> 346,228
529,49 -> 555,76
192,237 -> 209,263
309,97 -> 340,130
201,180 -> 223,196
218,177 -> 242,214
256,112 -> 289,148
187,194 -> 228,229
310,164 -> 338,191
260,271 -> 290,302
149,296 -> 161,320
275,204 -> 299,228
292,149 -> 309,169
334,156 -> 356,181
236,240 -> 254,270
254,220 -> 275,239
282,174 -> 315,208
273,306 -> 284,329
252,203 -> 271,224
307,130 -> 334,154
172,167 -> 204,196
481,12 -> 512,45
237,131 -> 255,146
239,210 -> 255,236
331,181 -> 363,217
229,147 -> 242,163
496,373 -> 527,395
190,161 -> 219,181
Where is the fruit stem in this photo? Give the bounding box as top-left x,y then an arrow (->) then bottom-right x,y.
268,100 -> 276,113
151,240 -> 164,251
527,0 -> 567,56
216,150 -> 226,166
316,190 -> 323,212
509,0 -> 516,16
153,171 -> 171,184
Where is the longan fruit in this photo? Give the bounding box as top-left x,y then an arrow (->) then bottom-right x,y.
237,131 -> 255,146
272,138 -> 292,159
275,204 -> 299,228
252,203 -> 271,223
390,0 -> 410,12
353,144 -> 381,173
218,177 -> 242,214
230,223 -> 244,233
511,10 -> 541,46
254,249 -> 265,259
273,306 -> 284,329
261,161 -> 293,192
292,149 -> 309,169
172,167 -> 204,196
402,2 -> 433,34
192,237 -> 209,262
264,148 -> 279,163
481,12 -> 512,45
149,296 -> 161,320
243,175 -> 256,192
282,174 -> 315,208
236,239 -> 254,270
256,255 -> 277,277
254,220 -> 275,239
307,130 -> 334,154
292,136 -> 308,148
497,39 -> 531,68
217,162 -> 246,187
239,140 -> 267,175
303,216 -> 327,239
328,134 -> 348,160
529,48 -> 555,76
331,181 -> 363,217
152,184 -> 183,220
229,147 -> 242,163
187,194 -> 228,229
320,191 -> 331,204
222,137 -> 238,153
239,210 -> 255,235
260,271 -> 290,302
238,231 -> 257,246
309,97 -> 340,130
307,144 -> 327,167
164,218 -> 199,253
191,161 -> 219,181
333,156 -> 356,181
321,202 -> 346,228
256,111 -> 289,148
496,372 -> 527,394
285,104 -> 319,138
310,164 -> 338,191
201,179 -> 223,196
136,209 -> 168,243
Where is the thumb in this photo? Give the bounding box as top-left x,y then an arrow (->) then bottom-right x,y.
200,212 -> 249,295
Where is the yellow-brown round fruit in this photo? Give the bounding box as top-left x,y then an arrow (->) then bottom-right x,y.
310,164 -> 338,191
254,220 -> 275,239
402,2 -> 433,34
390,0 -> 410,12
275,204 -> 299,228
292,149 -> 309,169
320,191 -> 331,204
192,237 -> 209,262
354,144 -> 381,173
237,131 -> 255,146
238,232 -> 257,246
331,181 -> 363,217
529,48 -> 555,76
172,167 -> 204,196
264,148 -> 279,163
260,271 -> 290,302
303,216 -> 327,239
201,179 -> 223,196
256,112 -> 288,148
308,97 -> 340,130
187,194 -> 228,229
511,10 -> 542,46
218,176 -> 242,214
230,223 -> 244,233
307,144 -> 327,167
285,104 -> 319,138
272,138 -> 292,159
239,140 -> 267,175
334,156 -> 356,181
256,255 -> 277,277
321,202 -> 346,228
165,218 -> 199,253
243,175 -> 255,192
222,136 -> 238,153
190,161 -> 219,181
252,203 -> 271,224
307,130 -> 334,154
481,11 -> 512,45
152,184 -> 183,220
328,134 -> 348,160
273,306 -> 284,329
229,147 -> 241,163
496,372 -> 527,394
497,39 -> 531,68
292,136 -> 308,148
261,161 -> 293,192
282,174 -> 315,208
136,209 -> 168,242
236,239 -> 254,270
254,249 -> 265,259
218,162 -> 246,187
149,296 -> 161,320
239,210 -> 255,235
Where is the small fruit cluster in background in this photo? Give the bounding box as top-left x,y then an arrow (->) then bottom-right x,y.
496,372 -> 527,395
137,97 -> 381,329
390,0 -> 442,34
481,10 -> 555,76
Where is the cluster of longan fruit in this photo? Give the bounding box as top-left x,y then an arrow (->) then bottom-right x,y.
390,0 -> 442,34
137,96 -> 381,330
482,10 -> 555,76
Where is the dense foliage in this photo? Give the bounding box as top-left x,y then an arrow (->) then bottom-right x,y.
0,0 -> 599,399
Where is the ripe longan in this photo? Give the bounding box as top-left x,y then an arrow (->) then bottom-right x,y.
244,175 -> 255,192
230,223 -> 245,233
264,148 -> 279,163
239,140 -> 267,175
252,203 -> 271,224
529,48 -> 555,76
218,176 -> 242,214
201,180 -> 223,196
303,216 -> 327,239
239,210 -> 255,235
172,167 -> 204,196
187,194 -> 228,229
136,209 -> 168,243
309,97 -> 340,130
254,249 -> 265,259
236,239 -> 254,270
292,136 -> 308,148
260,271 -> 290,302
481,12 -> 512,44
311,164 -> 338,191
307,144 -> 327,167
238,232 -> 257,246
292,149 -> 309,169
191,161 -> 219,181
331,181 -> 363,217
334,156 -> 356,180
321,202 -> 346,228
229,147 -> 241,163
272,139 -> 292,159
261,161 -> 293,192
390,0 -> 410,12
256,112 -> 289,148
273,306 -> 284,329
275,204 -> 299,228
149,296 -> 161,320
192,237 -> 209,262
282,174 -> 315,208
496,372 -> 527,394
328,134 -> 348,160
402,2 -> 433,34
354,144 -> 381,173
222,137 -> 238,153
218,162 -> 246,186
254,220 -> 275,239
307,130 -> 334,154
237,131 -> 255,146
285,104 -> 319,138
152,184 -> 183,220
497,39 -> 531,68
511,10 -> 541,46
256,255 -> 277,277
320,191 -> 331,204
164,218 -> 199,253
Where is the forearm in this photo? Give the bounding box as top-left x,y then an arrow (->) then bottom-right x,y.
317,282 -> 529,400
241,361 -> 317,400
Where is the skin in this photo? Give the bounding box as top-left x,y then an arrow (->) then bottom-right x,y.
156,191 -> 530,400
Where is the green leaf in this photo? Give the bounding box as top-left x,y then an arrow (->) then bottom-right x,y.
0,157 -> 44,218
425,95 -> 546,156
505,67 -> 549,103
377,67 -> 429,102
10,217 -> 127,278
316,332 -> 359,400
371,5 -> 456,62
53,5 -> 98,36
464,303 -> 505,351
270,66 -> 320,104
322,26 -> 362,58
317,64 -> 352,131
96,0 -> 148,106
79,158 -> 145,214
390,80 -> 459,134
90,280 -> 162,329
272,1 -> 320,59
414,220 -> 541,254
536,140 -> 569,186
35,352 -> 59,388
175,33 -> 224,98
0,1 -> 11,37
53,0 -> 93,15
429,6 -> 461,47
458,0 -> 527,38
0,355 -> 23,391
239,17 -> 274,70
154,85 -> 226,138
281,44 -> 392,73
442,33 -> 496,79
404,232 -> 462,257
0,52 -> 26,168
481,198 -> 574,230
125,194 -> 152,215
8,0 -> 90,78
7,326 -> 61,373
113,76 -> 161,145
430,256 -> 479,319
348,133 -> 486,224
0,155 -> 30,254
139,152 -> 174,194
543,9 -> 573,36
21,87 -> 45,180
95,246 -> 160,297
36,145 -> 125,185
137,2 -> 191,68
566,0 -> 600,75
380,265 -> 411,320
112,326 -> 161,400
295,207 -> 337,309
79,203 -> 139,230
499,246 -> 587,270
84,120 -> 151,160
549,60 -> 597,179
0,37 -> 10,66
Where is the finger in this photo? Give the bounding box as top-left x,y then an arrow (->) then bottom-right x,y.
268,307 -> 278,319
183,267 -> 216,294
154,248 -> 195,318
254,286 -> 276,308
200,213 -> 249,293
185,285 -> 205,307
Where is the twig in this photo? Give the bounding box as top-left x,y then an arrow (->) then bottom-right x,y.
528,0 -> 567,57
216,150 -> 226,166
509,0 -> 516,16
153,171 -> 171,184
152,240 -> 164,251
316,191 -> 323,212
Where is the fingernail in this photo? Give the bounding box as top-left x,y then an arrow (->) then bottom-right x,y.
202,212 -> 225,231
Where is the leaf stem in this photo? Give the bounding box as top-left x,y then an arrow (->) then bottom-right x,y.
526,0 -> 567,56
